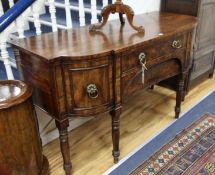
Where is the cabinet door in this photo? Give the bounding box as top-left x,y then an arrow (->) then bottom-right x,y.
191,51 -> 215,80
161,0 -> 200,16
195,0 -> 215,51
62,57 -> 114,116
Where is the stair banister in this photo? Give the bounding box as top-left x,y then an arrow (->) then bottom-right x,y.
8,0 -> 15,8
91,0 -> 98,24
79,0 -> 85,26
48,0 -> 58,32
103,0 -> 108,7
0,0 -> 40,80
32,1 -> 42,35
65,0 -> 73,29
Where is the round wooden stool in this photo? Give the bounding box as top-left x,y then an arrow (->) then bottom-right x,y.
0,80 -> 49,175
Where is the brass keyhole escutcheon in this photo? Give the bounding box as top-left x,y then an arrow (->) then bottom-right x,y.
139,52 -> 146,64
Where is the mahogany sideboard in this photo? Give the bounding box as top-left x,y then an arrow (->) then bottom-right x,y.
10,12 -> 197,175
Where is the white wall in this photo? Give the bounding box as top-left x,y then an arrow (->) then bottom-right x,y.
124,0 -> 161,14
109,0 -> 161,20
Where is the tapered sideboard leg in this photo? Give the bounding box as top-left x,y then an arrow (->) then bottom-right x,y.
175,73 -> 186,119
55,120 -> 72,175
182,74 -> 189,101
209,71 -> 214,78
110,108 -> 121,163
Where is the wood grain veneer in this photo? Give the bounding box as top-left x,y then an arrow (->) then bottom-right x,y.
0,80 -> 49,175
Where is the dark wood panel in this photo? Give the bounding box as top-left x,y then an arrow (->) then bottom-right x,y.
161,0 -> 200,16
195,0 -> 215,51
191,51 -> 215,79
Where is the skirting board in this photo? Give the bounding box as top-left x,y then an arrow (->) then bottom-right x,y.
35,106 -> 92,146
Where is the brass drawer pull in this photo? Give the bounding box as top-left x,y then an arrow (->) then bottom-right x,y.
139,52 -> 146,64
172,40 -> 182,49
87,84 -> 99,99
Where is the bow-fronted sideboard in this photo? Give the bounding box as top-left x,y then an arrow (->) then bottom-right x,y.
10,12 -> 197,175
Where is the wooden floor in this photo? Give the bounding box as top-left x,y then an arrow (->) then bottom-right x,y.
43,77 -> 215,175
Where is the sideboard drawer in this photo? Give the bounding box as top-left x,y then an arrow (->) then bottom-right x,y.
122,59 -> 181,98
122,34 -> 187,73
63,58 -> 114,116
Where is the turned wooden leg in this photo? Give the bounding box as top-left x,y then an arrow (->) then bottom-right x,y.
209,71 -> 214,78
119,13 -> 125,25
175,73 -> 186,119
110,108 -> 121,163
55,120 -> 72,175
182,74 -> 189,102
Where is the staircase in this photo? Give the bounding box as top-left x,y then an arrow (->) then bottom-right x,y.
0,0 -> 112,80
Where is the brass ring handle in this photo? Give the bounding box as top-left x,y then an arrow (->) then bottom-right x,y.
138,52 -> 146,64
172,40 -> 182,49
87,84 -> 99,99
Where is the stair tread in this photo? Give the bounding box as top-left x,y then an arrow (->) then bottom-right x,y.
40,13 -> 80,27
7,47 -> 16,60
0,61 -> 7,80
11,30 -> 36,38
54,0 -> 103,9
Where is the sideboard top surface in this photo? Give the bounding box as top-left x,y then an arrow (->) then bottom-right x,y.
11,12 -> 197,61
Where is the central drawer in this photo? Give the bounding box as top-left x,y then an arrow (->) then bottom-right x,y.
121,33 -> 188,99
122,59 -> 181,99
121,33 -> 187,73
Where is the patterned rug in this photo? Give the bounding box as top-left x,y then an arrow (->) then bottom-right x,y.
130,113 -> 215,175
105,91 -> 215,175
